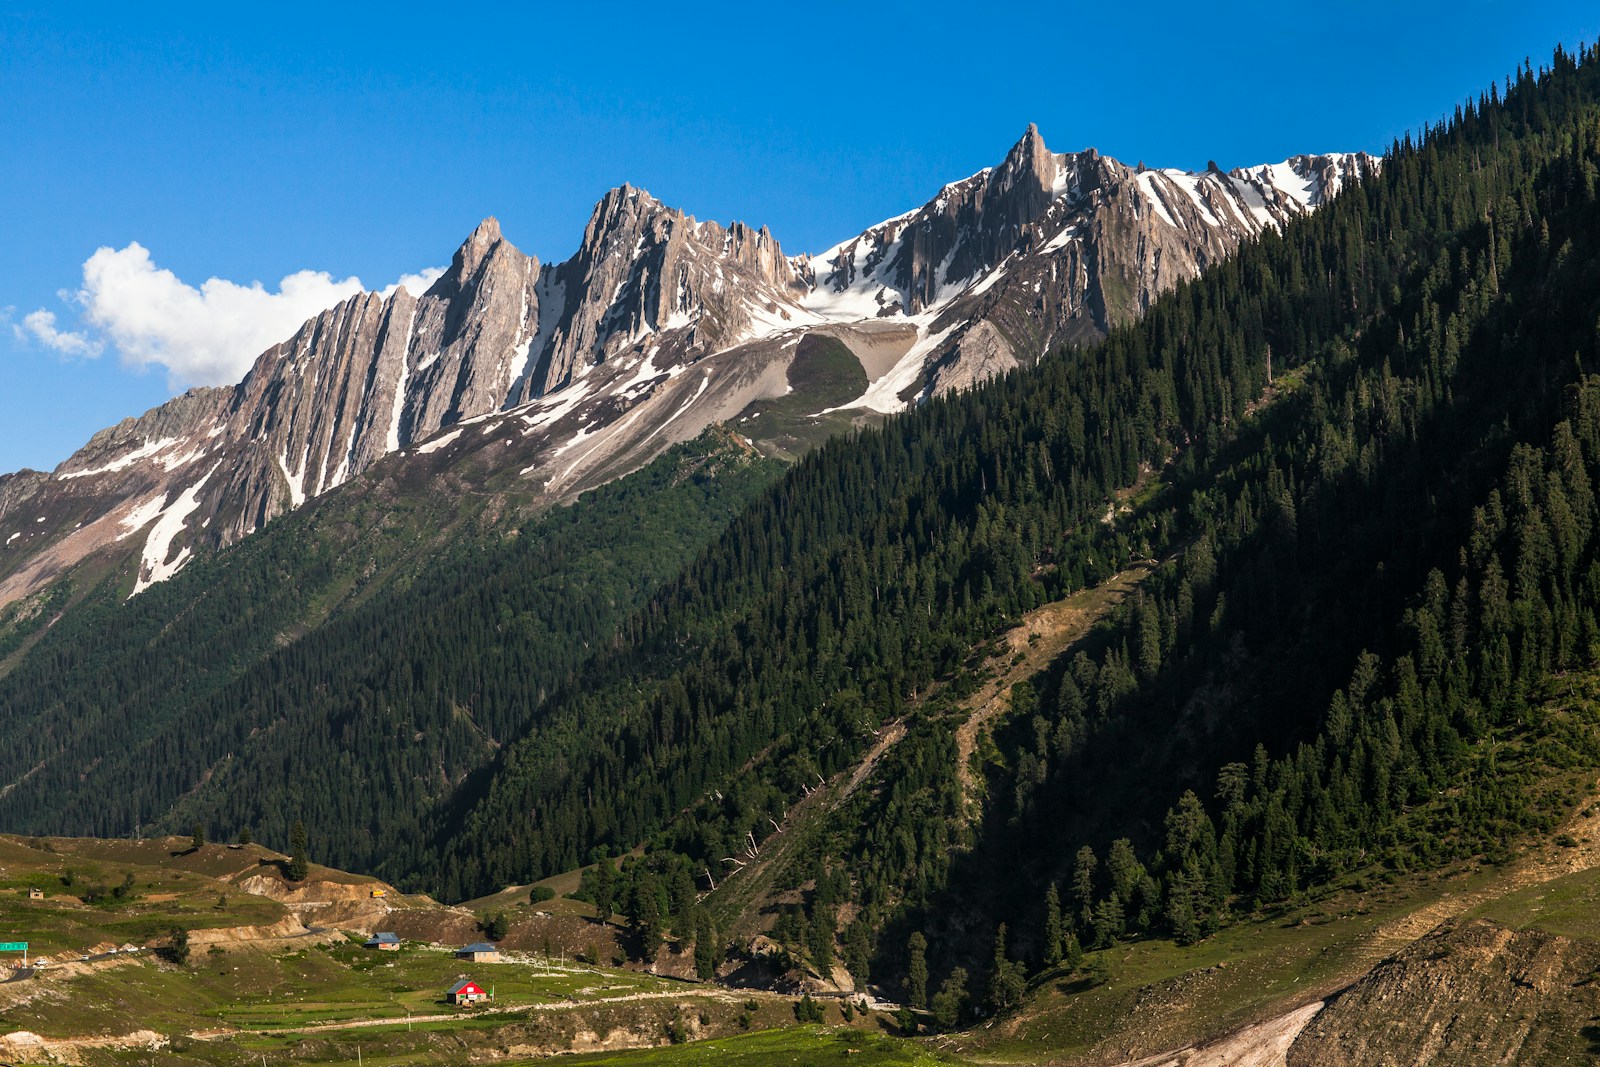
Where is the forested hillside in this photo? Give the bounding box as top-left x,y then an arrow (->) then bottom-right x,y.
421,46 -> 1600,1000
0,430 -> 782,872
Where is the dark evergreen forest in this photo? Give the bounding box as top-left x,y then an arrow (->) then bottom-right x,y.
0,433 -> 782,870
418,47 -> 1600,991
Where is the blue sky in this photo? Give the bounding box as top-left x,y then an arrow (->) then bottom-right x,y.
2,1 -> 1596,474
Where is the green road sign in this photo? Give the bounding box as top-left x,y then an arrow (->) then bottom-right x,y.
0,942 -> 27,952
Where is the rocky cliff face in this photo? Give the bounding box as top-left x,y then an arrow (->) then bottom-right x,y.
799,125 -> 1372,402
0,127 -> 1375,605
1286,919 -> 1600,1065
510,184 -> 807,404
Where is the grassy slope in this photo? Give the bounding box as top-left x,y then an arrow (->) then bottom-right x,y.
0,834 -> 814,1067
556,1027 -> 964,1066
739,334 -> 871,459
0,836 -> 294,956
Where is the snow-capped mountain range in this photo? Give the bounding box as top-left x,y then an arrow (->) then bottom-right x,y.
0,126 -> 1374,605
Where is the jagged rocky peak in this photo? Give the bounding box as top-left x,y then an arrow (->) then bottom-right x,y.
989,122 -> 1060,220
809,123 -> 1084,315
516,184 -> 808,399
423,214 -> 536,307
452,215 -> 506,279
572,184 -> 804,309
2,129 -> 1381,607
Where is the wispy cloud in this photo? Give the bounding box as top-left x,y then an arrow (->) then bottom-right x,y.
15,244 -> 443,388
14,308 -> 103,358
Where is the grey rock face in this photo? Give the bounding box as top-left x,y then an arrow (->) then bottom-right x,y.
0,127 -> 1375,604
803,129 -> 1375,401
513,186 -> 807,404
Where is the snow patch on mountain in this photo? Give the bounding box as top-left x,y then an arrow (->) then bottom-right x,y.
116,495 -> 168,541
56,437 -> 179,480
134,463 -> 219,595
277,448 -> 307,509
415,429 -> 464,455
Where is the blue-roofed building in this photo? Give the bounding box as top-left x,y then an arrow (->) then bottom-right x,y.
456,941 -> 500,962
365,932 -> 401,950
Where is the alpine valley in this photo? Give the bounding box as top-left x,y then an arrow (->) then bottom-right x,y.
5,47 -> 1600,1067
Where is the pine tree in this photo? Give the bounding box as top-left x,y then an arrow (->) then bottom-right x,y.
1092,896 -> 1124,947
162,925 -> 189,965
1061,930 -> 1083,969
591,858 -> 616,920
693,909 -> 721,980
1072,845 -> 1098,930
286,819 -> 309,883
986,923 -> 1027,1015
907,931 -> 928,1008
631,870 -> 663,960
1043,883 -> 1064,967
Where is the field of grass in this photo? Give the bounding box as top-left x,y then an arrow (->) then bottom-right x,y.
1471,862 -> 1600,939
0,937 -> 697,1038
556,1026 -> 963,1066
0,836 -> 293,961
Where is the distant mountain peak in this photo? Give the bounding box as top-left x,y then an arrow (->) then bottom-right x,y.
994,122 -> 1058,198
448,215 -> 512,282
0,130 -> 1377,604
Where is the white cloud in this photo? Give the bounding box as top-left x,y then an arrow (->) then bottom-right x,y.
16,244 -> 445,388
15,309 -> 103,358
380,268 -> 445,301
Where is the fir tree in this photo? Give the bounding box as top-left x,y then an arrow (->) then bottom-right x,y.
286,819 -> 309,883
1043,883 -> 1064,967
986,923 -> 1027,1015
907,931 -> 928,1009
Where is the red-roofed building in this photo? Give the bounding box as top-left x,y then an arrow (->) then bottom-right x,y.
448,978 -> 489,1005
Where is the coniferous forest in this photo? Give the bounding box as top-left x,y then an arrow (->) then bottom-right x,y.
421,46 -> 1600,989
0,432 -> 783,868
4,44 -> 1600,1023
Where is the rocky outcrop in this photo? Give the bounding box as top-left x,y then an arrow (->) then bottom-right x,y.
0,127 -> 1374,605
512,186 -> 807,404
1286,919 -> 1600,1065
802,128 -> 1374,402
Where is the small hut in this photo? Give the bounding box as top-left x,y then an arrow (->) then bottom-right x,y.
448,978 -> 489,1004
364,932 -> 401,951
